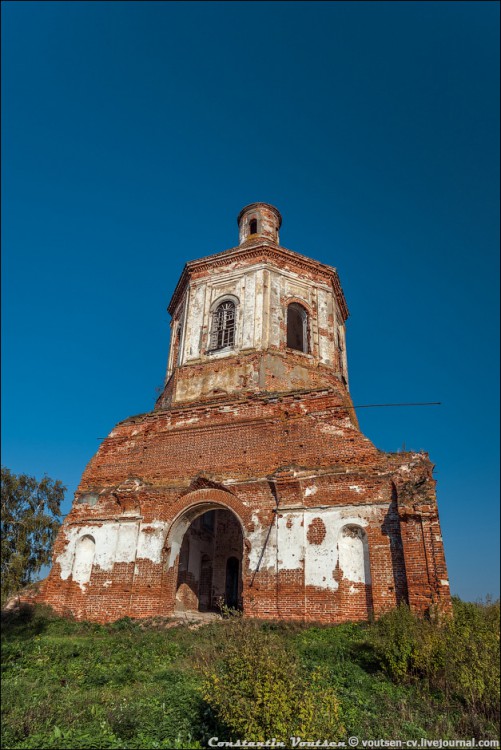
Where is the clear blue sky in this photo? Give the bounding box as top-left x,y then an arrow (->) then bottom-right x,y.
2,1 -> 499,601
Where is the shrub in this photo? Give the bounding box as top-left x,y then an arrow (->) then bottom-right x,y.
368,598 -> 500,723
198,620 -> 344,743
367,603 -> 423,682
439,598 -> 500,720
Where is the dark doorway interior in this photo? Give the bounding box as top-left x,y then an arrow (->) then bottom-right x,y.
175,509 -> 243,613
225,556 -> 240,609
199,554 -> 213,612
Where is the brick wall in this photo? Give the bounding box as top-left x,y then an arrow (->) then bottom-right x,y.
38,387 -> 451,623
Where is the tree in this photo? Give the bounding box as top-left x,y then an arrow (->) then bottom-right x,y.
1,467 -> 65,604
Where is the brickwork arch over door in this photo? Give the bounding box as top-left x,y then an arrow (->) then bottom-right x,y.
163,495 -> 246,615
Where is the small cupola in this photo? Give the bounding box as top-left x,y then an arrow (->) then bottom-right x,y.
237,202 -> 282,245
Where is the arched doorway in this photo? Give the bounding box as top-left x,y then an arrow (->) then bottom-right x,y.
170,506 -> 244,614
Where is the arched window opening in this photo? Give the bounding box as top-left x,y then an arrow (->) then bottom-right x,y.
338,525 -> 371,585
172,319 -> 182,367
287,303 -> 308,353
210,300 -> 236,350
77,493 -> 99,506
249,218 -> 258,234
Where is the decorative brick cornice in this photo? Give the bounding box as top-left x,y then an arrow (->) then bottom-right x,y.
168,241 -> 349,321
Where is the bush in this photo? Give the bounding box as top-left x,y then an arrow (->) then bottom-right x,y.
367,603 -> 424,682
198,620 -> 344,743
438,598 -> 500,720
368,598 -> 500,723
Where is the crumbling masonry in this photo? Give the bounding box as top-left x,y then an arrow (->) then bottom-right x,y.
39,203 -> 451,622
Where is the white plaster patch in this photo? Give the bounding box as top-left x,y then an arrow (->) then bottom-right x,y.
247,512 -> 276,571
114,522 -> 140,563
338,527 -> 369,584
185,284 -> 205,360
304,509 -> 340,591
136,521 -> 168,564
304,486 -> 318,497
117,440 -> 136,451
277,514 -> 303,570
319,424 -> 345,436
440,580 -> 449,586
348,485 -> 363,493
72,536 -> 96,587
56,524 -> 121,583
317,288 -> 334,365
242,272 -> 256,348
304,508 -> 371,591
269,272 -> 282,347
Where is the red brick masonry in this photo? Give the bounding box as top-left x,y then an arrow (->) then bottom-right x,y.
38,203 -> 451,623
39,387 -> 451,623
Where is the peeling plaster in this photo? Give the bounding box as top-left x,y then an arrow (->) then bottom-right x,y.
115,523 -> 140,563
56,520 -> 166,586
304,486 -> 318,497
338,525 -> 371,584
277,514 -> 304,570
247,506 -> 374,590
136,521 -> 168,563
56,525 -> 120,581
168,259 -> 346,403
319,424 -> 345,436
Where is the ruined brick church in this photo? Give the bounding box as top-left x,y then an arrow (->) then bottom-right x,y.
39,203 -> 451,622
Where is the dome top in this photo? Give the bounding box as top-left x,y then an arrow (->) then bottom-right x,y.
237,203 -> 282,245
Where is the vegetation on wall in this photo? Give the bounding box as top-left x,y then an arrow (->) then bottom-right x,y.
1,598 -> 499,749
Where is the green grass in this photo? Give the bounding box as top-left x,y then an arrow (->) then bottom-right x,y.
1,601 -> 499,749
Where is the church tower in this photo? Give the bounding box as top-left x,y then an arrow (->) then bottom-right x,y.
158,202 -> 351,413
38,203 -> 451,623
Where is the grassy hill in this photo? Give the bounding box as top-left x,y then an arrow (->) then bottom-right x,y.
1,598 -> 499,749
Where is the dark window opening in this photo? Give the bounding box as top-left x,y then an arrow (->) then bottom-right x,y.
77,493 -> 99,506
225,556 -> 240,609
210,300 -> 236,350
287,303 -> 308,353
249,218 -> 257,234
201,510 -> 216,532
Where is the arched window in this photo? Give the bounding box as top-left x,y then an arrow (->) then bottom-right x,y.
72,535 -> 96,585
249,218 -> 257,234
338,525 -> 371,584
210,300 -> 236,350
287,302 -> 308,353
